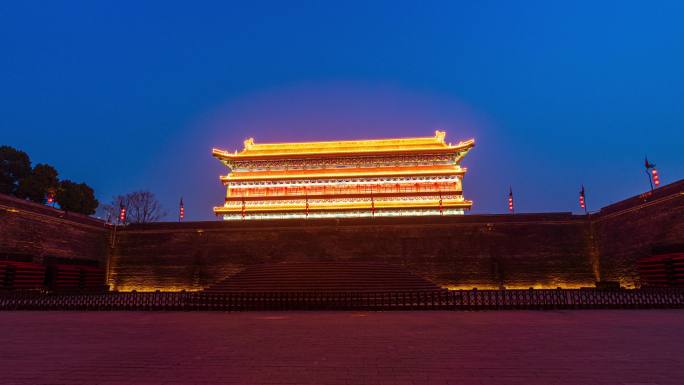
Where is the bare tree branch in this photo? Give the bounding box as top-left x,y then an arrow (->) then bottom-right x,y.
107,190 -> 166,224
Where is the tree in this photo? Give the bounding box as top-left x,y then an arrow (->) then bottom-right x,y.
107,190 -> 165,224
98,203 -> 117,224
0,146 -> 31,195
16,164 -> 59,203
56,180 -> 99,215
1,145 -> 101,215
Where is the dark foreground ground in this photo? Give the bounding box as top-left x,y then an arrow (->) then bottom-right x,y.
0,311 -> 682,385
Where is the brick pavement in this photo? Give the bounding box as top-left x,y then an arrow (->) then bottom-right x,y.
0,310 -> 682,385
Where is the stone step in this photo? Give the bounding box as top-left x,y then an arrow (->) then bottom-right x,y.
203,261 -> 441,293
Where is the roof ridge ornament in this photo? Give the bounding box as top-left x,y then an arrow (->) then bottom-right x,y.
212,131 -> 475,161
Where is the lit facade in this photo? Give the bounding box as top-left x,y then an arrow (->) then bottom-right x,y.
212,130 -> 474,220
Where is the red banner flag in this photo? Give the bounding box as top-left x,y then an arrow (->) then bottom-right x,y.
119,204 -> 127,224
579,185 -> 586,213
644,156 -> 660,188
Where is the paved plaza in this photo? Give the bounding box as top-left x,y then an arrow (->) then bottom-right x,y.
0,310 -> 683,385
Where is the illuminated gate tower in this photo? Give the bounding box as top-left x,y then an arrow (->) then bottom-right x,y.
212,130 -> 474,220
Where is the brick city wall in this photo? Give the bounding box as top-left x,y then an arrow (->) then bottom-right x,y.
108,214 -> 597,291
592,180 -> 684,288
2,179 -> 682,291
0,194 -> 109,266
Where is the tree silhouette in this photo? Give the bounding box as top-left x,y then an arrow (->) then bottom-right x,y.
105,190 -> 165,224
1,145 -> 99,215
56,180 -> 99,215
16,164 -> 59,203
0,146 -> 31,195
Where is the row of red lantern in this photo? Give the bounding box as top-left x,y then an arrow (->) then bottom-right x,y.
230,182 -> 458,197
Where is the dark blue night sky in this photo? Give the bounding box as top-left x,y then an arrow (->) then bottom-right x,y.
2,1 -> 683,220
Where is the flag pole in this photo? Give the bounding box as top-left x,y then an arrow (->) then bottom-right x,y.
646,170 -> 654,192
645,156 -> 654,192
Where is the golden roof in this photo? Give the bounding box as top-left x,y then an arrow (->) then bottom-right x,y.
213,130 -> 474,160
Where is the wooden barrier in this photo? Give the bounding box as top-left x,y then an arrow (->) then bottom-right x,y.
49,264 -> 106,291
638,253 -> 684,288
0,261 -> 46,290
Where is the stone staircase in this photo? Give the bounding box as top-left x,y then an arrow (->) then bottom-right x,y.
203,261 -> 442,293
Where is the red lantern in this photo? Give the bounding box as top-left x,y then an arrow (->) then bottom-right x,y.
119,206 -> 127,223
652,168 -> 660,186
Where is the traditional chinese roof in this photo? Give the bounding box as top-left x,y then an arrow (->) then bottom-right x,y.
212,130 -> 474,161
